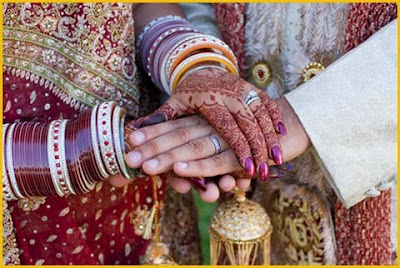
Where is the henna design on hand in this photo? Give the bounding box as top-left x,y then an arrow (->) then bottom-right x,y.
138,68 -> 285,179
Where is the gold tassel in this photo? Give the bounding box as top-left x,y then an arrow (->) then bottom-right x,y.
142,203 -> 156,240
140,175 -> 177,265
210,188 -> 272,265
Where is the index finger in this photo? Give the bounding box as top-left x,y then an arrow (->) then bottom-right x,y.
130,115 -> 207,146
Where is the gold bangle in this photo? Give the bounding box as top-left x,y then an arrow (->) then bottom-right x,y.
167,36 -> 238,77
170,52 -> 238,93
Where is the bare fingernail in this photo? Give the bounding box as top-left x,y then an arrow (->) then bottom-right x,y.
132,131 -> 145,143
259,162 -> 269,181
146,159 -> 159,169
277,121 -> 287,136
176,162 -> 188,170
245,157 -> 255,177
271,146 -> 283,165
127,151 -> 142,164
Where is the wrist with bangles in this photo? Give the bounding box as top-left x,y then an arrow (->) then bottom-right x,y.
137,15 -> 239,95
2,101 -> 145,200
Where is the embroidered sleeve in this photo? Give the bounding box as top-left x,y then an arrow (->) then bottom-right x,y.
285,20 -> 397,208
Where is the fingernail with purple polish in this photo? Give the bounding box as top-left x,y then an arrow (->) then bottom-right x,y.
245,157 -> 255,177
271,146 -> 283,165
259,162 -> 269,181
277,122 -> 287,136
142,113 -> 167,127
185,177 -> 207,191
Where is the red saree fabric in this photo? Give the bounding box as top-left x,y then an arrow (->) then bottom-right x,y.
3,3 -> 165,264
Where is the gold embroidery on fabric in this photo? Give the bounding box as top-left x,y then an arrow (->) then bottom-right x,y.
3,3 -> 141,116
17,197 -> 46,212
3,201 -> 21,265
129,206 -> 151,237
269,190 -> 328,264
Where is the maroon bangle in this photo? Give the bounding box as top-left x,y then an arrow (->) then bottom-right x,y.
41,123 -> 56,196
65,120 -> 84,194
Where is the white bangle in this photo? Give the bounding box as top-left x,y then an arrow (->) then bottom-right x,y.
97,101 -> 119,175
59,119 -> 75,194
91,104 -> 110,180
3,124 -> 16,201
47,120 -> 65,197
6,123 -> 24,199
112,106 -> 132,179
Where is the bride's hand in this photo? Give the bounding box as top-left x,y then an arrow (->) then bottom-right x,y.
135,68 -> 286,180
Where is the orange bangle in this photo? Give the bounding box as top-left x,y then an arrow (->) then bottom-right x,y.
167,36 -> 238,77
170,52 -> 238,93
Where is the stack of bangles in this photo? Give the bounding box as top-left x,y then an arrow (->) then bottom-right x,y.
137,15 -> 239,95
2,101 -> 141,201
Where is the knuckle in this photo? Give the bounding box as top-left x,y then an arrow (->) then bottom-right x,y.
212,156 -> 225,171
159,152 -> 175,164
187,139 -> 206,155
146,141 -> 160,155
172,129 -> 189,143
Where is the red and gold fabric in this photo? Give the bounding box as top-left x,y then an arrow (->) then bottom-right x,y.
2,3 -> 200,265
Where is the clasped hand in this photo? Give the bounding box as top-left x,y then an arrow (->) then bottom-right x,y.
110,68 -> 311,202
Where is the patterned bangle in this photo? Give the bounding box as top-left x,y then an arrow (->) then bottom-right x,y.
152,32 -> 201,90
91,104 -> 110,180
59,119 -> 76,194
6,123 -> 24,199
159,33 -> 208,93
112,106 -> 132,179
166,35 -> 238,77
47,120 -> 66,196
2,124 -> 16,201
146,26 -> 197,76
97,101 -> 119,175
170,52 -> 239,93
136,15 -> 188,51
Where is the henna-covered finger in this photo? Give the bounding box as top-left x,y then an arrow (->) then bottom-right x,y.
259,91 -> 286,135
250,101 -> 283,166
199,105 -> 255,176
224,97 -> 270,178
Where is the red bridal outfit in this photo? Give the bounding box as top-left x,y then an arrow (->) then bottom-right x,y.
3,3 -> 200,265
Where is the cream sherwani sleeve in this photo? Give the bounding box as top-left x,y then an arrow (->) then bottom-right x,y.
285,20 -> 397,208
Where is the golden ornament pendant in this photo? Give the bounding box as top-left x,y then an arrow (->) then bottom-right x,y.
140,242 -> 177,265
210,191 -> 273,265
303,61 -> 325,82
